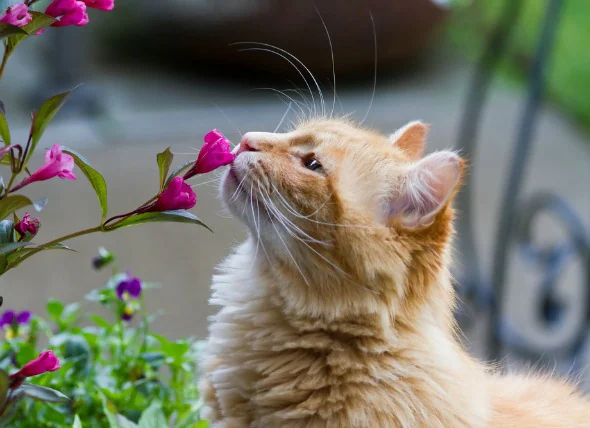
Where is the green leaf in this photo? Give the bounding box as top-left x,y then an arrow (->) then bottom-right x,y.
21,12 -> 56,36
18,384 -> 70,403
0,110 -> 10,146
47,298 -> 64,321
4,13 -> 57,53
0,369 -> 8,403
23,88 -> 77,168
14,342 -> 37,367
61,147 -> 108,222
0,22 -> 27,40
101,394 -> 121,428
138,401 -> 167,428
156,148 -> 174,191
73,415 -> 83,428
0,241 -> 31,256
116,415 -> 138,428
0,220 -> 14,244
89,315 -> 111,329
0,195 -> 33,220
38,242 -> 75,252
164,160 -> 194,187
109,210 -> 210,231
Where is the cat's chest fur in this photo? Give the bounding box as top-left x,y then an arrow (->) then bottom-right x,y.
202,240 -> 490,428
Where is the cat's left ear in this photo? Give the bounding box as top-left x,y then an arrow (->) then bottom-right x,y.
389,121 -> 429,160
386,151 -> 463,228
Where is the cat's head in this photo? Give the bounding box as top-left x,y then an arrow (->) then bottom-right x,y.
221,118 -> 463,310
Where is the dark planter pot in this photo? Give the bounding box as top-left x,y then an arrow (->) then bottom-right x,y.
124,0 -> 447,79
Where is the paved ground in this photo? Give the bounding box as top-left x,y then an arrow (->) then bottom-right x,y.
0,46 -> 588,382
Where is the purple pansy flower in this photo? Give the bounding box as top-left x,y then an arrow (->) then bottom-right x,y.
1,310 -> 32,339
116,276 -> 142,321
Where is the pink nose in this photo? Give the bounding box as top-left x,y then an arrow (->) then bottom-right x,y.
235,139 -> 259,156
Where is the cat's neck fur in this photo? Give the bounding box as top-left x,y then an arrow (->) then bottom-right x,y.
211,236 -> 491,426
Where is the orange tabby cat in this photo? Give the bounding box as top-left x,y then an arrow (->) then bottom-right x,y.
200,119 -> 589,427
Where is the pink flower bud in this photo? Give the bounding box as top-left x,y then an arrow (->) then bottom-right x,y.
11,145 -> 76,192
46,0 -> 89,27
0,3 -> 32,27
82,0 -> 114,11
150,177 -> 196,212
14,213 -> 40,238
10,351 -> 60,380
183,129 -> 235,180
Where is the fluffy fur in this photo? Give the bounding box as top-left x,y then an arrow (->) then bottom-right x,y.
200,119 -> 589,427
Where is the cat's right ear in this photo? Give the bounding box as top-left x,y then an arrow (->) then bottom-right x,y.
385,151 -> 463,228
389,121 -> 429,160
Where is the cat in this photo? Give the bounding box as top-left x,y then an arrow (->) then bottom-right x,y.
200,119 -> 589,427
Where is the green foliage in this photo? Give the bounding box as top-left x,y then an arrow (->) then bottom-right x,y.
0,254 -> 207,427
61,147 -> 109,223
447,0 -> 590,130
24,88 -> 76,169
156,148 -> 174,191
0,195 -> 32,222
109,210 -> 209,231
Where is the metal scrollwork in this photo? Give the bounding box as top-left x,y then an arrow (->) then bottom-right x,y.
455,0 -> 589,376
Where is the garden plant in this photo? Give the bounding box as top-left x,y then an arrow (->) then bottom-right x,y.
0,1 -> 233,425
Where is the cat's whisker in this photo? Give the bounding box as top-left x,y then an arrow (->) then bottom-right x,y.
248,182 -> 262,270
284,83 -> 313,120
260,186 -> 378,296
256,182 -> 277,269
263,199 -> 310,286
261,188 -> 329,246
361,11 -> 378,125
270,185 -> 380,231
191,177 -> 222,188
314,5 -> 337,118
273,98 -> 299,126
215,104 -> 242,141
234,42 -> 325,118
251,87 -> 308,122
236,44 -> 318,116
258,186 -> 325,246
230,171 -> 250,203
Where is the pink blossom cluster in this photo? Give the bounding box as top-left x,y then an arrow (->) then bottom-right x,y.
0,0 -> 114,30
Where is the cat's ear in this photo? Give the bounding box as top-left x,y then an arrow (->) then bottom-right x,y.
389,121 -> 429,160
387,151 -> 463,228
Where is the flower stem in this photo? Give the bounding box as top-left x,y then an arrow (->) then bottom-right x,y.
0,49 -> 10,81
2,173 -> 17,198
9,225 -> 103,268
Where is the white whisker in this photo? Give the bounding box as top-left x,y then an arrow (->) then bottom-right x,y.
361,12 -> 377,125
236,45 -> 317,116
314,5 -> 337,118
274,102 -> 292,133
233,42 -> 325,117
215,104 -> 242,141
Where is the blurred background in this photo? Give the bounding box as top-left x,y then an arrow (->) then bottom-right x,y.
0,0 -> 588,380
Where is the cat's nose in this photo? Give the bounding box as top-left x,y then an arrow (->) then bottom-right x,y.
235,134 -> 260,156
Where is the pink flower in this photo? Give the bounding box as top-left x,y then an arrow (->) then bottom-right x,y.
0,3 -> 32,27
46,0 -> 89,27
10,351 -> 60,383
150,177 -> 196,211
15,213 -> 40,237
82,0 -> 114,11
11,145 -> 76,192
183,129 -> 235,179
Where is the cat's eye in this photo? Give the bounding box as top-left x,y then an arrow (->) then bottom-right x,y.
303,155 -> 323,172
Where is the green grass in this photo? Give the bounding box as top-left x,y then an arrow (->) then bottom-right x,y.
447,1 -> 590,130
